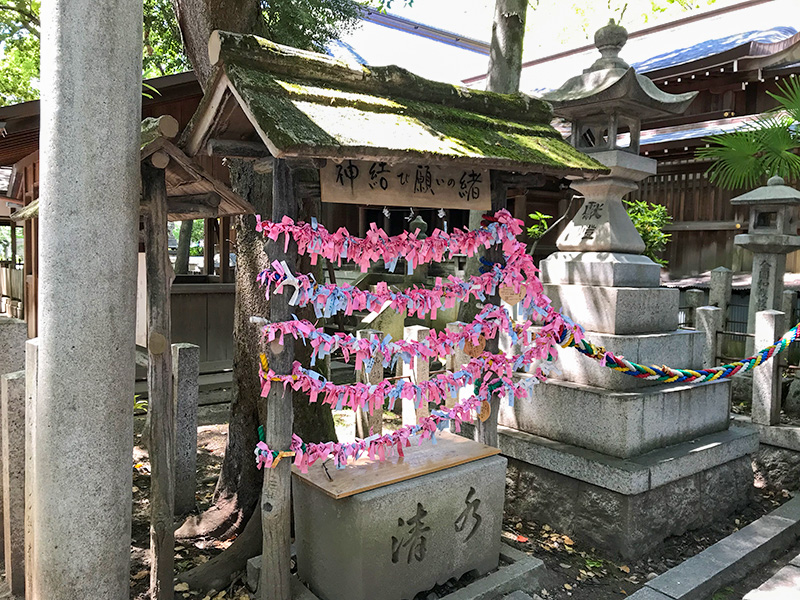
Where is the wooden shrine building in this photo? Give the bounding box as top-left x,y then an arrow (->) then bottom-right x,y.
181,30 -> 605,228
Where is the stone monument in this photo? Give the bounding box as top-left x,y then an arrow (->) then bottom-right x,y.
292,434 -> 508,600
731,175 -> 800,352
494,20 -> 759,559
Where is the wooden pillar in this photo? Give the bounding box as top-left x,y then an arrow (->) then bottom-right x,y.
260,158 -> 297,600
476,170 -> 506,448
220,216 -> 232,282
142,160 -> 175,600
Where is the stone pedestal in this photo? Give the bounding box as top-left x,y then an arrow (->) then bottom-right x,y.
293,444 -> 506,600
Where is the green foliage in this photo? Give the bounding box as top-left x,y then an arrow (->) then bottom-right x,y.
527,211 -> 553,240
0,225 -> 23,263
143,0 -> 191,78
624,199 -> 672,266
0,1 -> 40,104
261,0 -> 364,53
711,587 -> 734,600
697,77 -> 800,189
0,0 -> 401,106
134,395 -> 148,413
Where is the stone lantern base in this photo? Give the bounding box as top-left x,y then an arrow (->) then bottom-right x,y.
462,420 -> 757,559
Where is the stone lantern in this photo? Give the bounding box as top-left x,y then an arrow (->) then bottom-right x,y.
495,21 -> 759,560
541,19 -> 697,268
731,175 -> 800,345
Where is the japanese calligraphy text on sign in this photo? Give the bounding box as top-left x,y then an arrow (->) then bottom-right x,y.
320,159 -> 491,210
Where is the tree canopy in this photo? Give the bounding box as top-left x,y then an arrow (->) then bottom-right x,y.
0,0 -> 393,105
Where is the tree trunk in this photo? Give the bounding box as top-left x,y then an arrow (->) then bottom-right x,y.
458,0 -> 526,324
175,162 -> 336,532
487,0 -> 527,95
174,219 -> 193,275
176,160 -> 271,540
170,0 -> 264,90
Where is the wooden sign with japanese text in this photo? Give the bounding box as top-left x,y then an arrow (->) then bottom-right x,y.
320,159 -> 491,210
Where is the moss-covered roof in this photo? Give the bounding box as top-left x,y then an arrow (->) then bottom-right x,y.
188,31 -> 607,176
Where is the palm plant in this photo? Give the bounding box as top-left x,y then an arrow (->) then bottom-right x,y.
697,77 -> 800,189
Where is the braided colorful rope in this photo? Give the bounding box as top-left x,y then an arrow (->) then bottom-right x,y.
559,323 -> 800,383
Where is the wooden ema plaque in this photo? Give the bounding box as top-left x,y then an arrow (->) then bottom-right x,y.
320,159 -> 490,210
292,431 -> 500,499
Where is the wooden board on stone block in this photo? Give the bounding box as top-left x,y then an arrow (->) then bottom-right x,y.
293,431 -> 500,500
320,159 -> 490,210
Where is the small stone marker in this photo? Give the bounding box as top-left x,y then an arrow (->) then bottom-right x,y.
292,432 -> 506,600
401,325 -> 431,426
752,310 -> 785,426
172,343 -> 199,515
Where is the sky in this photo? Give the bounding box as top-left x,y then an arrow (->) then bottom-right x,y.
378,0 -> 747,61
337,0 -> 800,88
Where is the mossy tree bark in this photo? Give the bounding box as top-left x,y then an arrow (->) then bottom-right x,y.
170,0 -> 264,90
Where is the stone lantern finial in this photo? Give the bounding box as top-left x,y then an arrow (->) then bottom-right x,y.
590,19 -> 629,71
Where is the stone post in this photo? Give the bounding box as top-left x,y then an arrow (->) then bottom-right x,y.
709,266 -> 732,319
752,310 -> 785,426
401,325 -> 430,426
173,343 -> 199,516
781,290 -> 796,325
35,2 -> 142,598
24,338 -> 37,599
355,329 -> 383,438
0,315 -> 24,565
696,306 -> 723,369
684,288 -> 705,328
2,370 -> 25,595
781,290 -> 796,368
445,322 -> 469,409
0,317 -> 26,376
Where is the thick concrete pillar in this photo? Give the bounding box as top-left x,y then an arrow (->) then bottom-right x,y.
752,310 -> 785,426
173,343 -> 199,516
35,2 -> 142,599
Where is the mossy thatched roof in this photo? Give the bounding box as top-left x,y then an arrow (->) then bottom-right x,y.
183,31 -> 607,177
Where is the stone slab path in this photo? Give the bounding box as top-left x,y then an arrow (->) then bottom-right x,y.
742,550 -> 800,599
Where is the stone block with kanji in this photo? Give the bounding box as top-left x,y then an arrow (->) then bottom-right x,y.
293,454 -> 507,600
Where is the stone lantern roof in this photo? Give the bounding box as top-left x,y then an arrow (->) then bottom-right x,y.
730,175 -> 800,206
542,20 -> 697,154
542,19 -> 698,121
